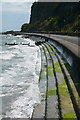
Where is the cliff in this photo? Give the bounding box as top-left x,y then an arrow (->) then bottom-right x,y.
21,2 -> 80,33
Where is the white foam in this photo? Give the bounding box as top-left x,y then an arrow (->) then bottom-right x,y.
0,49 -> 16,60
1,53 -> 15,60
16,35 -> 23,38
6,79 -> 40,118
0,37 -> 41,118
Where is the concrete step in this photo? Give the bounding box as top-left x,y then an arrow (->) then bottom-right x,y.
32,41 -> 79,119
47,42 -> 79,119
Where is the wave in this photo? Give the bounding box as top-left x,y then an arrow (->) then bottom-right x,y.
0,36 -> 41,118
0,53 -> 15,60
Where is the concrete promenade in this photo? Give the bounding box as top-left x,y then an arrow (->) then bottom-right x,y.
26,33 -> 80,119
25,33 -> 80,59
31,41 -> 80,119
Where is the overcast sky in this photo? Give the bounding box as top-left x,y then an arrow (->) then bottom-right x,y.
0,0 -> 37,32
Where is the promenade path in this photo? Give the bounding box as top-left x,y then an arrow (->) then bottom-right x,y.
25,33 -> 80,59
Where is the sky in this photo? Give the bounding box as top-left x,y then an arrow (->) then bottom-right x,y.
0,0 -> 37,32
0,0 -> 79,32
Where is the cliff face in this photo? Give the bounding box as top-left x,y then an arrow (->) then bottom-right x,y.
30,2 -> 79,23
21,2 -> 80,33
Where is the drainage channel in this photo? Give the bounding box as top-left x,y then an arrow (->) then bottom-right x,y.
32,41 -> 79,119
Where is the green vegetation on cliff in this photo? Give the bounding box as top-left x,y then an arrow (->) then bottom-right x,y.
21,2 -> 80,33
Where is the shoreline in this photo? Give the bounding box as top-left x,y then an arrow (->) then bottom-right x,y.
1,30 -> 80,37
1,31 -> 80,61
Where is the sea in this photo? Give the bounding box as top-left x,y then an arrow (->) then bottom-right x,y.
0,34 -> 41,119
